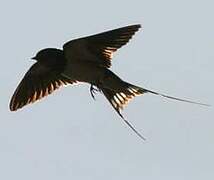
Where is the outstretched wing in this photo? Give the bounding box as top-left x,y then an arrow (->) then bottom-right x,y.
10,62 -> 77,111
63,24 -> 141,68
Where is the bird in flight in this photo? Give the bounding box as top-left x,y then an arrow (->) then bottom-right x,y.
10,24 -> 209,140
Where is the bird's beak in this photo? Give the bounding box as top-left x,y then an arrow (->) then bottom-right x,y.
31,56 -> 36,60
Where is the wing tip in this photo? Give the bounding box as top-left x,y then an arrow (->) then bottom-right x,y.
9,103 -> 19,112
9,97 -> 17,111
125,24 -> 142,31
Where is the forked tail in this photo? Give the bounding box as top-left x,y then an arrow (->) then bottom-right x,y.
101,82 -> 210,141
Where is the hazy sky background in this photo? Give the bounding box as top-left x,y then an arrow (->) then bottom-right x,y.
0,0 -> 213,179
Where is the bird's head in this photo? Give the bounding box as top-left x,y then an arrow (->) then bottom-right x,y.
31,48 -> 66,68
32,48 -> 64,62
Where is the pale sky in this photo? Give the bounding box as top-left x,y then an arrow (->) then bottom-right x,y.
0,0 -> 213,180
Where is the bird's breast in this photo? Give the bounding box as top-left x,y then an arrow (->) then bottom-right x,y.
62,60 -> 106,84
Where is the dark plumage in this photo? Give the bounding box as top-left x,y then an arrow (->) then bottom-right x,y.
10,24 -> 209,140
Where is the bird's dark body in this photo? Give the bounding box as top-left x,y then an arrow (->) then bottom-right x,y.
64,60 -> 107,83
63,59 -> 126,91
35,48 -> 129,92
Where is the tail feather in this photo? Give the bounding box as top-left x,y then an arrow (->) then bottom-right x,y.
101,87 -> 146,140
101,83 -> 210,140
143,88 -> 210,106
102,82 -> 210,118
122,83 -> 210,106
101,84 -> 148,116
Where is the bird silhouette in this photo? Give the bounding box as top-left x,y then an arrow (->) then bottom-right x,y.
10,24 -> 209,140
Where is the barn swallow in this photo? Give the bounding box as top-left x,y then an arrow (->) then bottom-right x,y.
10,24 -> 209,140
